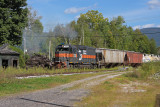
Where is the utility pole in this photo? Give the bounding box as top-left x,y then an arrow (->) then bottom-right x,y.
23,28 -> 27,55
49,40 -> 51,60
24,36 -> 26,55
82,24 -> 84,45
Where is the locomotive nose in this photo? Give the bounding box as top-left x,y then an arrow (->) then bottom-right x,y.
55,51 -> 61,62
55,51 -> 68,62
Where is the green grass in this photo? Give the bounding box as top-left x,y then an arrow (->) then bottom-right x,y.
0,66 -> 118,76
0,70 -> 118,98
0,76 -> 69,97
0,66 -> 120,84
77,75 -> 160,107
76,62 -> 160,107
125,62 -> 160,79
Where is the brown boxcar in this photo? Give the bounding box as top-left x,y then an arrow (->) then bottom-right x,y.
125,51 -> 143,67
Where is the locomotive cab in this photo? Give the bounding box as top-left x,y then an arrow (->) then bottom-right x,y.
55,45 -> 78,68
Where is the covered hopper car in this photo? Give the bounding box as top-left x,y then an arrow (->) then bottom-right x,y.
96,48 -> 126,68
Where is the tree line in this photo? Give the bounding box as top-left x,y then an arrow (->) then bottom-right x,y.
0,0 -> 158,55
46,10 -> 158,55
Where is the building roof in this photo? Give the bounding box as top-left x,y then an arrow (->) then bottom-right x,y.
0,44 -> 20,55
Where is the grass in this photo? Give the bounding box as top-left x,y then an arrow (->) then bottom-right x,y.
76,75 -> 160,107
76,62 -> 160,107
125,62 -> 160,79
0,68 -> 119,98
0,66 -> 119,79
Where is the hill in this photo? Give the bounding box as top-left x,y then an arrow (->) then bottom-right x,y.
140,28 -> 160,47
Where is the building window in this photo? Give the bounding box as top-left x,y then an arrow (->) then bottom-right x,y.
13,60 -> 18,67
2,59 -> 8,68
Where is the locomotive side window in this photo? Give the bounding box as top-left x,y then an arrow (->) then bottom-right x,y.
69,48 -> 72,53
73,48 -> 77,54
56,48 -> 69,51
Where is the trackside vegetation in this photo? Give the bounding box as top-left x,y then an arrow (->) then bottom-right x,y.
125,62 -> 160,79
0,67 -> 119,97
77,62 -> 160,107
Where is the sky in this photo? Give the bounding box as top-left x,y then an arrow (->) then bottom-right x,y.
27,0 -> 160,32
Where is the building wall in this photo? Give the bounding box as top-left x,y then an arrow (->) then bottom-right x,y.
0,55 -> 19,67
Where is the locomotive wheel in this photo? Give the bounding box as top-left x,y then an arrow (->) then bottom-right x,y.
56,63 -> 62,69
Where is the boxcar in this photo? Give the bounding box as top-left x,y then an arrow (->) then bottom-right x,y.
96,48 -> 126,68
125,51 -> 143,67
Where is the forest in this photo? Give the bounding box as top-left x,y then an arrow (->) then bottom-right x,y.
0,0 -> 159,57
35,10 -> 158,56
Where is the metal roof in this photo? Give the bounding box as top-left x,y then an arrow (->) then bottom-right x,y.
0,44 -> 20,55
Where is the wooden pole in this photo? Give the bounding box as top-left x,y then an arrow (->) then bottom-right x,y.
155,94 -> 160,107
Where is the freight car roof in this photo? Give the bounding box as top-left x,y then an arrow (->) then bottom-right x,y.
96,48 -> 127,52
127,51 -> 142,54
96,48 -> 143,54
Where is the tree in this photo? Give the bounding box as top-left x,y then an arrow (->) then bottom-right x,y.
76,10 -> 109,47
157,47 -> 160,55
53,24 -> 77,44
22,7 -> 44,54
0,0 -> 28,45
150,38 -> 157,54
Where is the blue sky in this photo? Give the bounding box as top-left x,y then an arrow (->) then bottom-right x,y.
27,0 -> 160,32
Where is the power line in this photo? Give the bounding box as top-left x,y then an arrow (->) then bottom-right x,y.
23,32 -> 160,38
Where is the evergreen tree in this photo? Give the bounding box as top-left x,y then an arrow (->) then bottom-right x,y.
0,0 -> 28,45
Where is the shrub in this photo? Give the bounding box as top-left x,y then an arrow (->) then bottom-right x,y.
125,62 -> 160,79
9,46 -> 29,68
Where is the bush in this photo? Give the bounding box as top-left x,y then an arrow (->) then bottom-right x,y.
125,62 -> 160,79
9,46 -> 29,68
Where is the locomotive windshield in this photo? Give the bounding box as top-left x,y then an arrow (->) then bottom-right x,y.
56,48 -> 69,51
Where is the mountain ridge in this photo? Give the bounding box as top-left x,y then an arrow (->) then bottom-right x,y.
140,27 -> 160,47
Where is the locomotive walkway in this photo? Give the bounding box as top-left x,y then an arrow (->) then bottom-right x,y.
0,72 -> 127,107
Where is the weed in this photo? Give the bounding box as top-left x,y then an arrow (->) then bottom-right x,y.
125,62 -> 160,79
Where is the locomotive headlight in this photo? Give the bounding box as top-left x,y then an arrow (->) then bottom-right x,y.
64,45 -> 69,48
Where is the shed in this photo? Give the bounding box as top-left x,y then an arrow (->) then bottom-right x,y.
0,44 -> 20,68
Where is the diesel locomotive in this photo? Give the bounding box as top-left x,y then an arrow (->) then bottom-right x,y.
54,44 -> 97,68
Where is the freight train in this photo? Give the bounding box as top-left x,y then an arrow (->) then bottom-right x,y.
54,44 -> 160,68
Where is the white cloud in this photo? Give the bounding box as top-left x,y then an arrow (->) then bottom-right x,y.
133,24 -> 160,30
64,4 -> 97,14
75,15 -> 80,19
28,0 -> 52,4
142,24 -> 155,28
133,25 -> 142,30
148,0 -> 160,9
64,7 -> 87,14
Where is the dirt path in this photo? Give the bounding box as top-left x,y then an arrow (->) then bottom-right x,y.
0,72 -> 127,107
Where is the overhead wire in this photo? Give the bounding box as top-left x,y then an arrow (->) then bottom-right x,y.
23,32 -> 160,38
